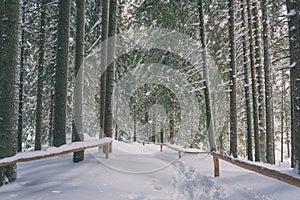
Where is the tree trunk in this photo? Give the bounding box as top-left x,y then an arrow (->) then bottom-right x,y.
228,0 -> 238,158
48,88 -> 54,146
35,0 -> 47,151
198,0 -> 216,150
261,0 -> 275,164
53,0 -> 70,147
0,0 -> 20,186
99,0 -> 109,139
253,0 -> 265,162
18,4 -> 25,153
241,0 -> 253,161
247,0 -> 260,162
73,0 -> 85,163
104,0 -> 117,152
287,0 -> 300,173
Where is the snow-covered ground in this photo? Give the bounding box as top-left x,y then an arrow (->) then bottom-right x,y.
0,140 -> 299,200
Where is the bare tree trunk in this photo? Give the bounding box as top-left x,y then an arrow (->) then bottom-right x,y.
48,88 -> 54,146
198,0 -> 216,150
72,0 -> 85,163
253,0 -> 265,162
99,0 -> 109,139
53,0 -> 70,147
0,0 -> 20,186
228,0 -> 238,158
241,0 -> 253,161
104,0 -> 117,151
247,0 -> 260,162
287,0 -> 300,173
262,0 -> 275,164
35,0 -> 47,151
18,3 -> 25,153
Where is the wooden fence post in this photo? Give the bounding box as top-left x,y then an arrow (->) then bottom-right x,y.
213,155 -> 220,177
105,143 -> 110,159
160,144 -> 163,152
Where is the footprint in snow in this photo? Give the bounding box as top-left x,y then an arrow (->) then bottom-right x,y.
170,161 -> 227,200
127,194 -> 147,200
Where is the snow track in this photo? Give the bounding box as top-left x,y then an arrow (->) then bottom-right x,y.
170,160 -> 227,200
0,141 -> 299,200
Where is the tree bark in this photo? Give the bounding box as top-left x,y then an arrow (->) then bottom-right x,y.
253,0 -> 265,162
72,0 -> 85,163
18,3 -> 25,153
228,0 -> 238,158
53,0 -> 70,147
104,0 -> 117,139
99,0 -> 109,139
241,0 -> 253,161
287,0 -> 300,173
35,0 -> 47,151
262,0 -> 275,164
0,0 -> 20,186
198,0 -> 216,150
103,0 -> 117,152
247,0 -> 260,162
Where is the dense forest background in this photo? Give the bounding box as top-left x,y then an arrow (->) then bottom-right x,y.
1,0 -> 300,186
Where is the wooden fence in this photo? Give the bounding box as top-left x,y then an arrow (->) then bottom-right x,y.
143,142 -> 300,188
0,139 -> 112,167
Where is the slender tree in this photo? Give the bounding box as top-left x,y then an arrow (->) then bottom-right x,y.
287,0 -> 300,173
247,0 -> 260,162
0,0 -> 20,186
104,0 -> 117,144
35,0 -> 47,151
72,0 -> 85,163
100,0 -> 109,139
198,0 -> 216,150
228,0 -> 238,158
53,0 -> 70,147
253,0 -> 265,162
18,3 -> 26,153
241,0 -> 253,161
261,0 -> 275,164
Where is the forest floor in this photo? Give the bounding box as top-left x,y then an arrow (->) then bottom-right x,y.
0,140 -> 299,200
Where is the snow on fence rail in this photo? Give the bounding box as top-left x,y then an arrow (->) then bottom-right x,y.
0,138 -> 113,167
140,141 -> 300,188
211,152 -> 300,188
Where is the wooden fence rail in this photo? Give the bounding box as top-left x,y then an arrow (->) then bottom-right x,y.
142,141 -> 300,188
211,152 -> 300,188
0,139 -> 112,167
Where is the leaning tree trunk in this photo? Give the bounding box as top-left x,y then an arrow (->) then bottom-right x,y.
0,0 -> 20,186
198,0 -> 216,150
286,0 -> 300,173
35,0 -> 47,151
262,0 -> 275,164
53,0 -> 70,147
241,0 -> 253,161
247,0 -> 260,162
72,0 -> 85,163
228,0 -> 238,158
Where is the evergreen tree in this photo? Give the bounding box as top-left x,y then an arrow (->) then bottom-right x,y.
287,0 -> 300,173
104,0 -> 117,143
228,0 -> 238,158
35,0 -> 47,151
72,0 -> 86,163
0,0 -> 20,186
53,0 -> 71,147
